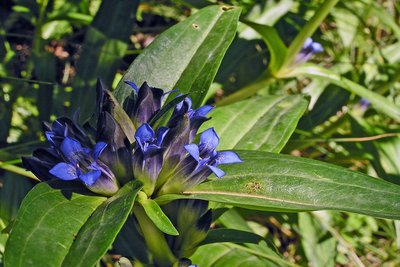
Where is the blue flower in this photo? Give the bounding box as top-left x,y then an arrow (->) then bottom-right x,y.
135,123 -> 168,157
43,114 -> 92,148
158,128 -> 242,195
124,81 -> 164,127
185,128 -> 242,178
132,123 -> 168,194
169,96 -> 214,140
160,96 -> 214,170
295,37 -> 323,64
358,97 -> 371,111
49,137 -> 119,196
24,79 -> 243,198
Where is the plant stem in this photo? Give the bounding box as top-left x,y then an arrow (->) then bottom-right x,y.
217,75 -> 275,106
133,204 -> 177,267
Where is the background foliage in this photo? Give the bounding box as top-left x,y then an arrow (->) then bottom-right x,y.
1,0 -> 400,266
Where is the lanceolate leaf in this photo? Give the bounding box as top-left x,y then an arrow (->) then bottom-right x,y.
114,5 -> 241,107
156,151 -> 400,220
61,180 -> 143,267
139,196 -> 179,236
203,95 -> 308,153
242,21 -> 287,74
4,181 -> 106,267
190,243 -> 281,267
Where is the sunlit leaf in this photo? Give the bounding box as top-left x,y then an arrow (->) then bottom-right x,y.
4,181 -> 106,267
61,180 -> 143,267
203,95 -> 308,153
156,151 -> 400,220
114,5 -> 241,107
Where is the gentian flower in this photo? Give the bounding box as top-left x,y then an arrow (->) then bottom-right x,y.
124,81 -> 164,128
43,114 -> 92,149
24,79 -> 242,198
163,200 -> 212,258
358,98 -> 371,112
169,96 -> 214,140
23,109 -> 119,196
132,123 -> 168,195
294,37 -> 323,64
23,78 -> 243,266
157,128 -> 242,195
49,137 -> 119,196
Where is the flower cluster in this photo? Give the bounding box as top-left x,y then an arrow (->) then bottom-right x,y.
23,80 -> 242,197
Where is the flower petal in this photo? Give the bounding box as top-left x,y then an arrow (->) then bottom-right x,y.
124,81 -> 139,93
303,37 -> 313,49
52,120 -> 67,136
45,131 -> 56,145
135,82 -> 164,124
208,165 -> 225,178
135,123 -> 154,142
199,128 -> 219,154
311,42 -> 323,53
49,162 -> 78,180
185,144 -> 200,161
79,170 -> 101,186
215,151 -> 243,165
135,123 -> 155,151
92,141 -> 107,160
194,105 -> 214,117
60,137 -> 83,162
156,127 -> 169,146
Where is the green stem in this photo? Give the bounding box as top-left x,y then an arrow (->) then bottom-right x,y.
33,0 -> 49,55
281,0 -> 339,70
217,74 -> 275,106
133,204 -> 177,267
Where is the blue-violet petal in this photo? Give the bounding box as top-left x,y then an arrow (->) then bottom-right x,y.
49,162 -> 78,180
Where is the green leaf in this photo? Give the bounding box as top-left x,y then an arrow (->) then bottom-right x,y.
137,192 -> 179,236
331,7 -> 359,48
0,173 -> 33,224
4,181 -> 106,267
112,215 -> 151,264
286,64 -> 400,122
239,0 -> 293,39
217,209 -> 288,267
242,21 -> 287,74
203,95 -> 308,153
157,151 -> 400,220
190,243 -> 285,267
114,5 -> 241,107
214,38 -> 268,95
61,180 -> 143,267
200,228 -> 263,245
